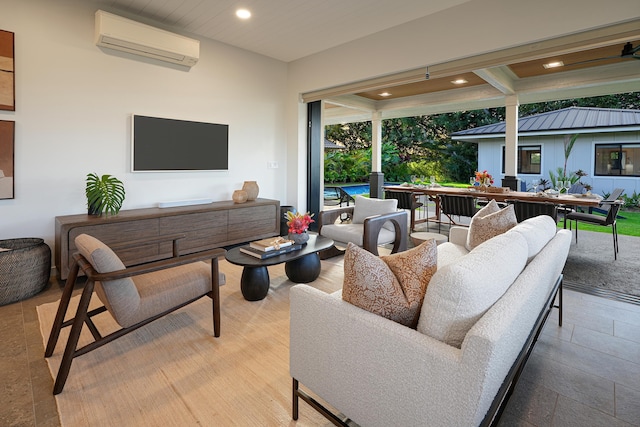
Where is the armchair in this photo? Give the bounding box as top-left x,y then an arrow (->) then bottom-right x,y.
45,233 -> 226,394
318,196 -> 408,258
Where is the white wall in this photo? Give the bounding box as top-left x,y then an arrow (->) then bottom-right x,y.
477,132 -> 640,196
0,0 -> 288,252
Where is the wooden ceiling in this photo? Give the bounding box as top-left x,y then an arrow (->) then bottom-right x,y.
354,40 -> 640,101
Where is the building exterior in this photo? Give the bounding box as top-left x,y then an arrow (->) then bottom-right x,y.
452,107 -> 640,197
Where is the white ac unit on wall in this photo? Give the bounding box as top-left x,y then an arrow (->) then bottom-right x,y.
94,10 -> 200,67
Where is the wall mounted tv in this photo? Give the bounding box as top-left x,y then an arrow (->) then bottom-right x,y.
132,115 -> 229,172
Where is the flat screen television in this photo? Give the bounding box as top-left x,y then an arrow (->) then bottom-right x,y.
132,115 -> 229,172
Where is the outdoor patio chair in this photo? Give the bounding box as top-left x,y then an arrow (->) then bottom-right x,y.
45,233 -> 226,394
384,189 -> 424,231
589,188 -> 624,214
438,194 -> 478,233
565,199 -> 624,260
323,186 -> 355,207
509,199 -> 558,223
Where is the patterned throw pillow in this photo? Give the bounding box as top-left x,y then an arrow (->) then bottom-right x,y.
342,240 -> 437,328
465,199 -> 517,251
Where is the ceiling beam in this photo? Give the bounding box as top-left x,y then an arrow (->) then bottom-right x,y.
473,66 -> 516,95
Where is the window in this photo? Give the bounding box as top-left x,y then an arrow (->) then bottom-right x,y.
501,145 -> 541,174
594,144 -> 640,177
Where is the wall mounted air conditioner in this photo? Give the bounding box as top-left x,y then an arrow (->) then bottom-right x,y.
94,10 -> 199,67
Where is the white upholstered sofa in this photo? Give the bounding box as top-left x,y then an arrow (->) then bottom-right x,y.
290,215 -> 571,427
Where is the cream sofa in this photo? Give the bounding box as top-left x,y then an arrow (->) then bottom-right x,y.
290,215 -> 571,427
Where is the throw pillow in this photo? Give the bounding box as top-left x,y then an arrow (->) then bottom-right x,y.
352,195 -> 398,231
342,240 -> 437,328
465,199 -> 517,251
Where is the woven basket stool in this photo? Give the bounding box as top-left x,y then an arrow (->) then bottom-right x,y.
0,238 -> 51,306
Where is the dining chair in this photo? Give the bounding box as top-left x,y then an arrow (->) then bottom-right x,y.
565,200 -> 624,260
438,194 -> 477,233
509,199 -> 558,223
45,233 -> 226,394
384,189 -> 424,231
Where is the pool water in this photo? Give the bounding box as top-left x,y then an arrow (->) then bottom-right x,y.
325,183 -> 397,197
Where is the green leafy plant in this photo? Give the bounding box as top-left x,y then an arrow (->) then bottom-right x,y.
85,173 -> 125,216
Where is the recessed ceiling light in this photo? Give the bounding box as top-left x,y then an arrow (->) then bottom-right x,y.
451,79 -> 468,85
543,61 -> 564,69
378,92 -> 392,97
236,9 -> 251,19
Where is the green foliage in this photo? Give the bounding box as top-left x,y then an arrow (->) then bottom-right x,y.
324,149 -> 370,183
406,160 -> 442,180
621,191 -> 640,209
325,93 -> 638,187
85,173 -> 125,216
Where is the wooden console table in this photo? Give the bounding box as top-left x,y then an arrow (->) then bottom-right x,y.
55,198 -> 280,280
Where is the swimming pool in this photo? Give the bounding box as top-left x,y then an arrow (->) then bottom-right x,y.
326,183 -> 397,197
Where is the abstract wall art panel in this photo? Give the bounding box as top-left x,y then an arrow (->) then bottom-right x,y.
0,120 -> 14,199
0,30 -> 15,111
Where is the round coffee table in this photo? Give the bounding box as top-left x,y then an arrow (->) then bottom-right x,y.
225,234 -> 334,301
410,231 -> 448,247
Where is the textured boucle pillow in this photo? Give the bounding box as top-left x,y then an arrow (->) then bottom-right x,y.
342,240 -> 437,328
417,232 -> 528,348
506,215 -> 557,260
466,199 -> 517,251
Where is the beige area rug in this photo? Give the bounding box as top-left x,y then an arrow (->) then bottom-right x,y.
37,258 -> 345,426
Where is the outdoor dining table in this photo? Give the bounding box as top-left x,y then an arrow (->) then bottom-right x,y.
383,185 -> 602,228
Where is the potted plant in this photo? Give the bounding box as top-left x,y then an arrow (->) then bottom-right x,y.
85,173 -> 126,216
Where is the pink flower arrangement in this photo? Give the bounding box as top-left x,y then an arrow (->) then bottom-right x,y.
474,170 -> 494,185
285,211 -> 315,234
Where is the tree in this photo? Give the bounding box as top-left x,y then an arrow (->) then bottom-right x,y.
325,92 -> 639,183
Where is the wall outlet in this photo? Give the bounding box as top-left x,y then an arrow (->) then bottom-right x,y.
267,161 -> 279,169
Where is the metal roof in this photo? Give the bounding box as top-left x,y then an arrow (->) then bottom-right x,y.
324,139 -> 345,149
451,107 -> 640,138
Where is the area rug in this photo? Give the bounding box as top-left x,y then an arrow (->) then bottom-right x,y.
37,260 -> 343,426
561,229 -> 640,299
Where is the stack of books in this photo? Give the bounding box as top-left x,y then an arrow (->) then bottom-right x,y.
239,237 -> 303,259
